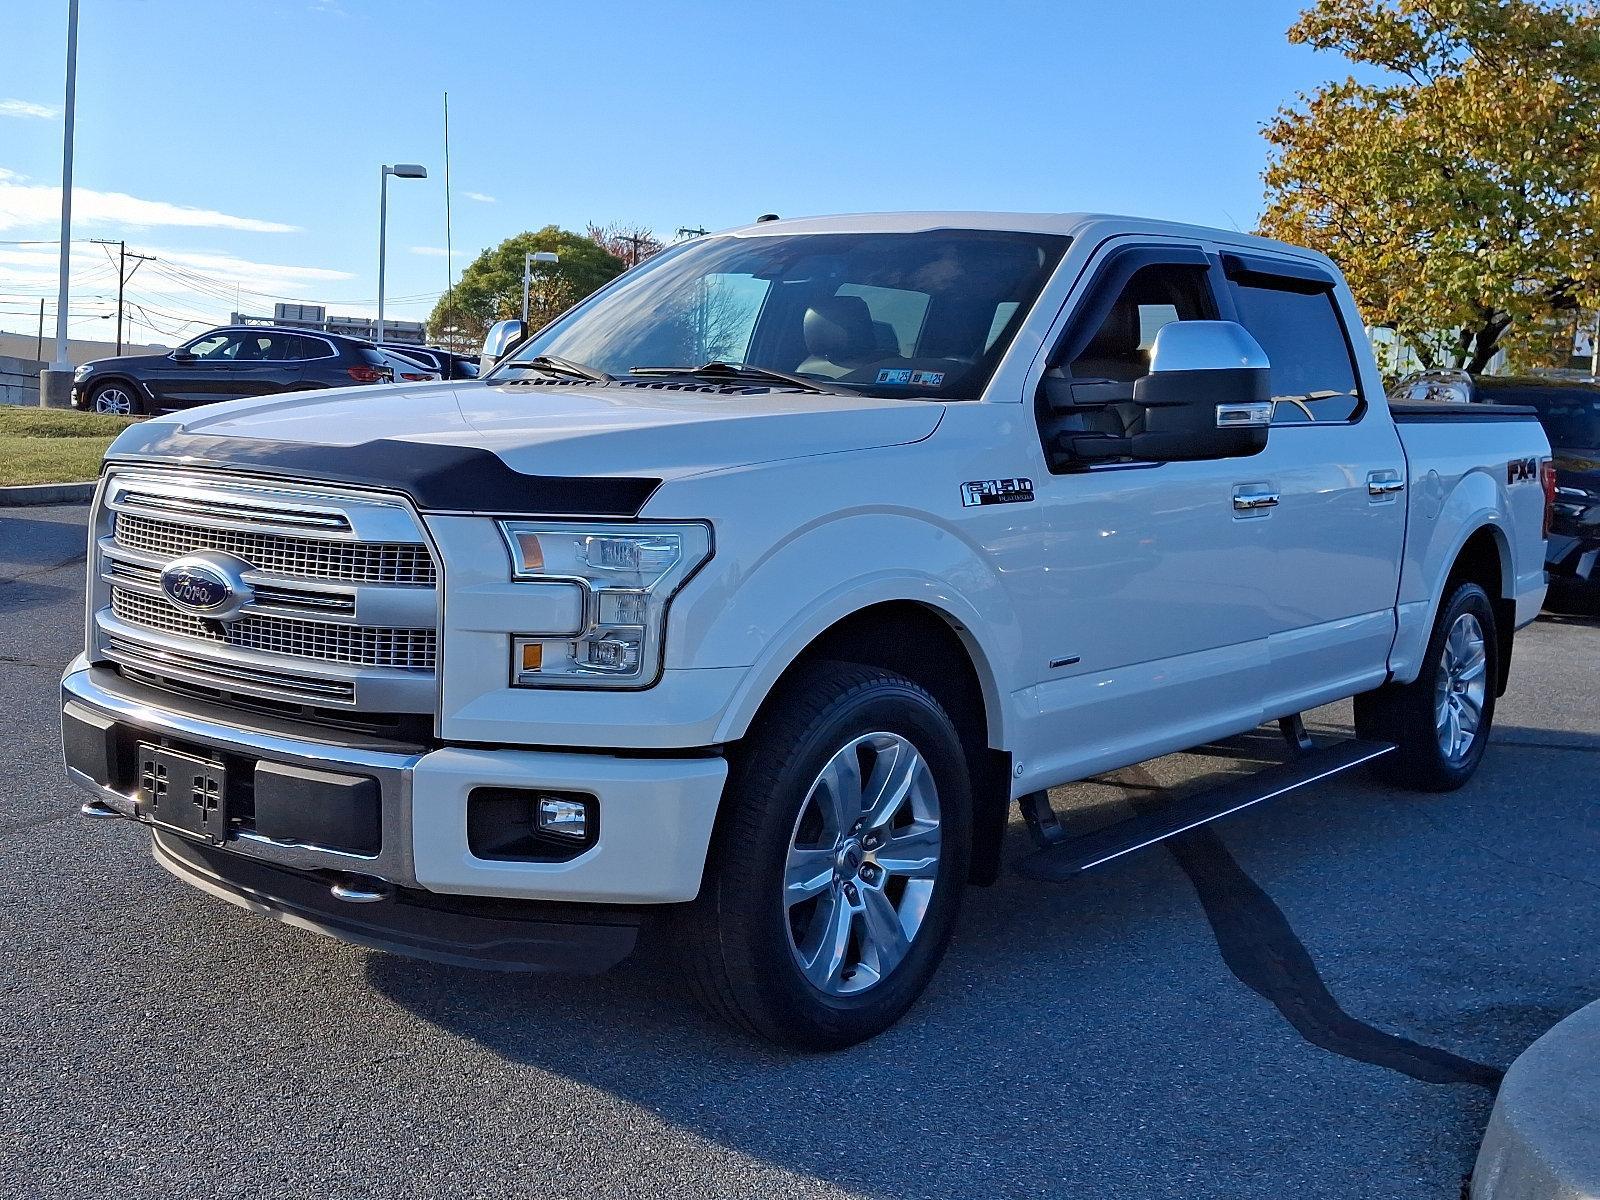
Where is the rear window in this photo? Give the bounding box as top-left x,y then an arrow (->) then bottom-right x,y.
356,347 -> 387,366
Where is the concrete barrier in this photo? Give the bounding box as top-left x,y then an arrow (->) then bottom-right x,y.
1473,999 -> 1600,1200
1,354 -> 43,406
0,482 -> 97,507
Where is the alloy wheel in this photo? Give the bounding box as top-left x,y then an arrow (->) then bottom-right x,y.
783,731 -> 942,996
94,386 -> 133,415
1434,612 -> 1487,762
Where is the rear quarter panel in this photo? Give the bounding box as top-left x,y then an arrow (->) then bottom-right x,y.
1390,415 -> 1550,682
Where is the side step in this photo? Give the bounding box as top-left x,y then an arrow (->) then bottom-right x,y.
1015,737 -> 1395,882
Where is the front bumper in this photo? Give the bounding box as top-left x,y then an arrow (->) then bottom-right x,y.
63,659 -> 727,910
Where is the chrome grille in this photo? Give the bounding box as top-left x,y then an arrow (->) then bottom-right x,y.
114,512 -> 437,586
111,588 -> 436,670
104,636 -> 357,703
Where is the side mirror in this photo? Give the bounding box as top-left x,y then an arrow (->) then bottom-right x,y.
480,318 -> 528,374
171,351 -> 196,364
1060,321 -> 1272,464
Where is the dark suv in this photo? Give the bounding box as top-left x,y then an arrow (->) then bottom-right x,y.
1391,371 -> 1600,612
72,326 -> 394,415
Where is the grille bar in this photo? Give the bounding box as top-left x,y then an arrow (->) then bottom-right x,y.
114,511 -> 436,587
115,489 -> 351,532
111,588 -> 436,671
104,636 -> 357,702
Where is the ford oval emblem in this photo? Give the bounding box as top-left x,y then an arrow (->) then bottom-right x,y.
160,557 -> 239,615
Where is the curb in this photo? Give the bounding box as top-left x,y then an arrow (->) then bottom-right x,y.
0,482 -> 96,507
1473,999 -> 1600,1199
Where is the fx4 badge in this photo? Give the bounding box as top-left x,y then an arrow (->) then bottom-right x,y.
961,478 -> 1034,507
1507,457 -> 1538,485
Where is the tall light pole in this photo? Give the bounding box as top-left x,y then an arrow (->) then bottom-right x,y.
376,162 -> 426,343
47,0 -> 80,388
522,251 -> 559,322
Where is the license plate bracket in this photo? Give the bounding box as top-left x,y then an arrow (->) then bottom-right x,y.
136,743 -> 229,845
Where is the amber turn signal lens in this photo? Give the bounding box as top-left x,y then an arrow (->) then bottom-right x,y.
520,642 -> 543,671
512,531 -> 544,573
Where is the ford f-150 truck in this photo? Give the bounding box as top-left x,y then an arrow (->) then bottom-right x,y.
62,212 -> 1553,1049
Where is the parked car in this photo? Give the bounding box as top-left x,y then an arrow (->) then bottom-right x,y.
375,347 -> 441,383
65,212 -> 1552,1050
71,326 -> 393,415
1392,371 -> 1598,612
379,342 -> 479,379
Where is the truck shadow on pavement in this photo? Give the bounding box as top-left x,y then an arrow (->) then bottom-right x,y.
361,731 -> 1596,1197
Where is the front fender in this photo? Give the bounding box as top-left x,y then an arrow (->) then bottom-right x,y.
674,512 -> 1019,745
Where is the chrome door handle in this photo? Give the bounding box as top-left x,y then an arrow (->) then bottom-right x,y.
1233,491 -> 1280,511
1367,474 -> 1406,495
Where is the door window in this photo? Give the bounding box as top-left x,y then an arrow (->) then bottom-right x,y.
184,332 -> 246,361
1227,282 -> 1363,424
1064,263 -> 1216,384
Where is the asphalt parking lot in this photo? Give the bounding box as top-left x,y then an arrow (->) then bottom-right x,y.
3,503 -> 1597,1200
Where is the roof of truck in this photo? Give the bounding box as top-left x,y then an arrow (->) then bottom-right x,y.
721,210 -> 1332,266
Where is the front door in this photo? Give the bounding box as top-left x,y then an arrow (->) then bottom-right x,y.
1003,242 -> 1293,784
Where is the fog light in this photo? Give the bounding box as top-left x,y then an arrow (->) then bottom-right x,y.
537,796 -> 590,841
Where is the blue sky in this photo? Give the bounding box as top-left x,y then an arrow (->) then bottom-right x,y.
1,0 -> 1348,346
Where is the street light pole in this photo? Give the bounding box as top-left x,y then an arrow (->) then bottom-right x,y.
377,162 -> 427,344
51,0 -> 79,372
522,250 -> 559,323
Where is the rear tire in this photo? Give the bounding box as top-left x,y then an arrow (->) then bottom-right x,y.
1355,581 -> 1498,792
90,381 -> 141,415
681,661 -> 972,1050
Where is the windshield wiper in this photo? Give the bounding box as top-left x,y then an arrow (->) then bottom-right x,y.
629,361 -> 836,394
502,354 -> 613,382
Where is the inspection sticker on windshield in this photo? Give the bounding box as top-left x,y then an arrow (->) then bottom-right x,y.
876,368 -> 945,387
961,478 -> 1034,507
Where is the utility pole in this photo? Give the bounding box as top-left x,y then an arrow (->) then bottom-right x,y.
522,251 -> 559,322
36,298 -> 45,363
93,239 -> 153,354
619,232 -> 649,267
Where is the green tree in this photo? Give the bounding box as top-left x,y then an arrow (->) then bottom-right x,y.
428,226 -> 625,347
1259,0 -> 1600,375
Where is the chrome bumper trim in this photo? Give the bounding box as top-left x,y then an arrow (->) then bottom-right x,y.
62,665 -> 423,885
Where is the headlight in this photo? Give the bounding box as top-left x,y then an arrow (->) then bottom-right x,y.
73,364 -> 92,382
497,521 -> 712,688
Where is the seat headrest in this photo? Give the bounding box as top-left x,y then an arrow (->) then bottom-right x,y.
804,295 -> 879,364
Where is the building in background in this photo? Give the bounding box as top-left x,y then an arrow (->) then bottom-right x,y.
230,303 -> 427,346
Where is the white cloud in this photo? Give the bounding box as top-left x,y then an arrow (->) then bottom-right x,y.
464,191 -> 496,203
0,180 -> 299,233
0,99 -> 57,119
409,245 -> 449,257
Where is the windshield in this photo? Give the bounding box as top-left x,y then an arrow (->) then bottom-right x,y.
495,229 -> 1070,400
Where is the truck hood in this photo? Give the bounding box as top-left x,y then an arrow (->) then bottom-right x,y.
123,379 -> 945,479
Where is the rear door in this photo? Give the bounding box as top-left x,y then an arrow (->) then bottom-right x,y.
223,331 -> 303,399
1216,252 -> 1407,713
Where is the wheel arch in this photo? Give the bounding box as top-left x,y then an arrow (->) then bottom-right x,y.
718,597 -> 1012,886
86,375 -> 144,411
1443,523 -> 1517,695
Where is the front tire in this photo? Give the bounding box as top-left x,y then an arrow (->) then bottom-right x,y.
682,662 -> 972,1050
1355,581 -> 1498,791
89,381 -> 140,415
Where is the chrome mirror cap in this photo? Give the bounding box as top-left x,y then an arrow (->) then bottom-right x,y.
480,318 -> 529,374
1147,320 -> 1270,374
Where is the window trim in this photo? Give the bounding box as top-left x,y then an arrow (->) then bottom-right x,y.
1047,244 -> 1219,372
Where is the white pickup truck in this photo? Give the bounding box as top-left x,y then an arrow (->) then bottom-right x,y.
62,212 -> 1553,1049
